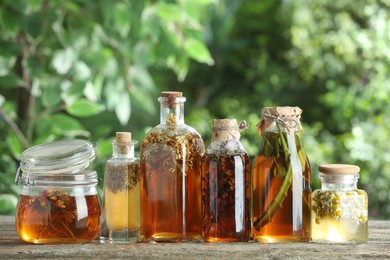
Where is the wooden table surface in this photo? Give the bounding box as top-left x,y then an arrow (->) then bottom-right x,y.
0,215 -> 389,259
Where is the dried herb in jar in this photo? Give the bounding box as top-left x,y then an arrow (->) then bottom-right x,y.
17,189 -> 100,242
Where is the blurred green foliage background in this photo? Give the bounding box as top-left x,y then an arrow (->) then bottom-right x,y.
0,0 -> 389,218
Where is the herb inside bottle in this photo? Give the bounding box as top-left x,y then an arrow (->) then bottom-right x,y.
140,91 -> 205,243
100,132 -> 140,243
16,189 -> 100,244
202,119 -> 250,242
252,107 -> 311,242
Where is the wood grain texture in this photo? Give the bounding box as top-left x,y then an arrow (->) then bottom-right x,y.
1,215 -> 389,259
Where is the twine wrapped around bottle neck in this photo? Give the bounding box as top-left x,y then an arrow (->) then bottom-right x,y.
256,106 -> 302,135
211,119 -> 248,142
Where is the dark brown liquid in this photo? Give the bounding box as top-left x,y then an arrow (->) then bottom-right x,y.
202,153 -> 250,242
140,131 -> 204,242
252,155 -> 311,242
16,192 -> 100,244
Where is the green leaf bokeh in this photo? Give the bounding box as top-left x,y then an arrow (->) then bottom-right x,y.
0,0 -> 389,219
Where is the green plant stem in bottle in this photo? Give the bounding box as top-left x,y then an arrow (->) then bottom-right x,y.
252,106 -> 311,242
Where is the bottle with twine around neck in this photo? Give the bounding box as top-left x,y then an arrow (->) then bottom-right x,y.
252,106 -> 311,242
100,132 -> 140,243
140,91 -> 205,243
201,119 -> 250,242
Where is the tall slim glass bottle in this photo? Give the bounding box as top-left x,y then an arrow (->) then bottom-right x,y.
140,91 -> 205,243
202,119 -> 250,242
100,132 -> 140,243
252,107 -> 311,242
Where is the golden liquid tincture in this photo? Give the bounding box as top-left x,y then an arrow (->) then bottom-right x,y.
139,92 -> 205,243
15,140 -> 101,244
252,107 -> 311,242
311,164 -> 368,243
100,132 -> 141,243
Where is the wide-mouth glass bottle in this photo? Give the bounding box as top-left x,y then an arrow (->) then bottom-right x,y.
252,106 -> 311,242
311,164 -> 368,243
15,140 -> 101,244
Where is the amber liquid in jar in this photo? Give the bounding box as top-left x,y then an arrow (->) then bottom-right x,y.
140,130 -> 204,242
16,190 -> 100,244
252,133 -> 311,242
202,154 -> 250,242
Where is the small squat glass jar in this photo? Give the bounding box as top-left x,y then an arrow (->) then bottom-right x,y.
15,140 -> 101,244
311,164 -> 368,243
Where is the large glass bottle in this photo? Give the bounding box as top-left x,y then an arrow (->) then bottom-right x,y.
252,106 -> 311,242
311,164 -> 368,243
202,119 -> 250,242
100,132 -> 140,243
140,91 -> 205,243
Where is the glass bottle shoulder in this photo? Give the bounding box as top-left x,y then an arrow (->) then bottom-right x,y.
141,123 -> 204,151
206,138 -> 247,156
148,123 -> 201,136
106,157 -> 139,164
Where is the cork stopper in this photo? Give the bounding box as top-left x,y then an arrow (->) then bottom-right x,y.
161,91 -> 183,98
211,119 -> 240,142
318,164 -> 360,175
160,91 -> 184,108
115,132 -> 132,154
256,106 -> 303,135
116,132 -> 132,143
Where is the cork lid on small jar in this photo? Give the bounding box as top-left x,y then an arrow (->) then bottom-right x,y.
318,164 -> 360,184
318,164 -> 360,175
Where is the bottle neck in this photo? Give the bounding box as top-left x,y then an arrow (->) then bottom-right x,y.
112,142 -> 135,159
266,123 -> 300,133
160,103 -> 185,125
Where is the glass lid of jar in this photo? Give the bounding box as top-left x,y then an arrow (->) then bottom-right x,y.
19,140 -> 95,174
16,140 -> 97,186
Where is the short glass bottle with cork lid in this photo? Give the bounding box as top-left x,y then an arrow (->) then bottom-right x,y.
202,119 -> 250,242
140,91 -> 205,243
311,164 -> 368,243
100,132 -> 140,243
